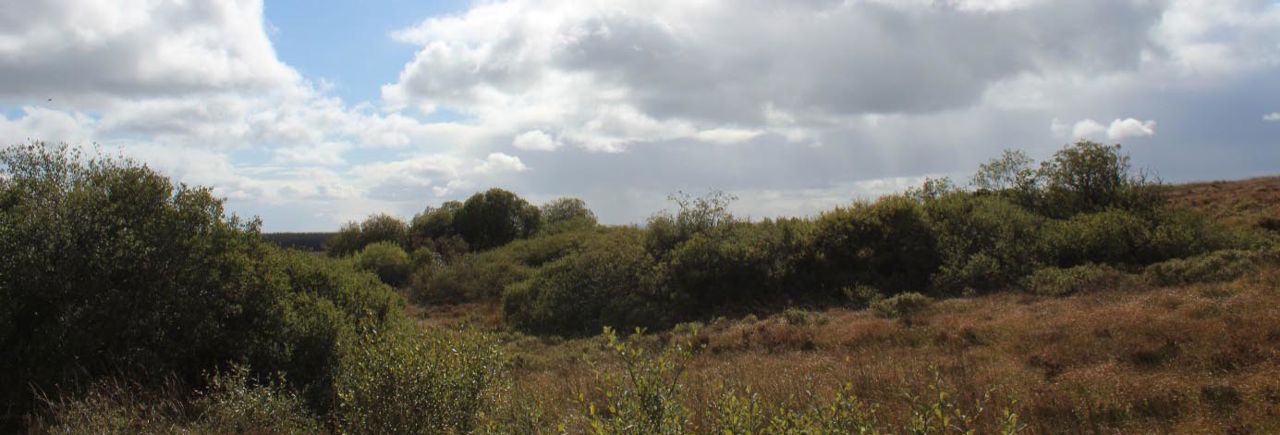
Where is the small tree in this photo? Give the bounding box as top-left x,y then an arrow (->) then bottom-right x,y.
539,197 -> 597,234
454,188 -> 541,250
1036,141 -> 1154,216
409,200 -> 463,249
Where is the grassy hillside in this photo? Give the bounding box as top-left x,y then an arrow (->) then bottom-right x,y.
1164,176 -> 1280,236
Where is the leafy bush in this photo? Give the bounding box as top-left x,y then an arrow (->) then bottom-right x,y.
1041,209 -> 1153,266
327,214 -> 409,257
355,241 -> 412,287
661,218 -> 817,314
0,143 -> 403,423
334,328 -> 503,434
408,200 -> 462,249
814,196 -> 940,294
1026,264 -> 1128,297
411,252 -> 533,304
454,188 -> 542,250
1143,249 -> 1279,287
503,228 -> 670,336
583,327 -> 690,435
871,292 -> 933,319
539,197 -> 598,235
925,193 -> 1046,294
1036,141 -> 1159,217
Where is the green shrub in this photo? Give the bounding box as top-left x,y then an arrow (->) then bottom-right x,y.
925,193 -> 1046,294
334,328 -> 503,435
1035,141 -> 1159,217
661,218 -> 817,315
583,327 -> 690,435
411,253 -> 532,304
814,196 -> 940,294
356,241 -> 412,287
841,285 -> 884,308
454,188 -> 542,250
1026,264 -> 1128,297
539,197 -> 598,236
871,292 -> 933,319
327,214 -> 409,257
0,143 -> 403,424
195,366 -> 321,434
1042,209 -> 1153,266
502,228 -> 670,336
408,200 -> 462,249
1143,249 -> 1279,287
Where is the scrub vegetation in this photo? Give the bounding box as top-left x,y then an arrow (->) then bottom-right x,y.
4,140 -> 1278,433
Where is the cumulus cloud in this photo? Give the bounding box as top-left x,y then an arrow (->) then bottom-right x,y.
1106,118 -> 1157,139
0,0 -> 296,100
2,0 -> 1279,230
383,0 -> 1166,151
512,130 -> 560,151
1054,117 -> 1157,140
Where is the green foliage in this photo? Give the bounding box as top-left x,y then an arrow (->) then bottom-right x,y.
644,190 -> 738,258
661,218 -> 817,314
973,149 -> 1037,193
31,367 -> 319,434
455,188 -> 542,250
814,196 -> 940,294
409,200 -> 462,248
327,213 -> 409,257
1143,249 -> 1279,287
0,143 -> 403,423
409,227 -> 601,304
334,328 -> 503,435
1041,209 -> 1153,266
503,229 -> 670,336
871,292 -> 933,319
584,327 -> 690,435
540,197 -> 598,235
195,366 -> 321,434
355,241 -> 412,287
1036,141 -> 1158,217
1025,264 -> 1128,297
925,193 -> 1046,294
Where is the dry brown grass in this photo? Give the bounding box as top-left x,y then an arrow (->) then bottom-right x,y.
1163,176 -> 1280,235
412,264 -> 1280,433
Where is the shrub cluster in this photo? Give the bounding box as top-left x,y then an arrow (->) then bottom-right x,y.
0,143 -> 403,427
448,141 -> 1250,335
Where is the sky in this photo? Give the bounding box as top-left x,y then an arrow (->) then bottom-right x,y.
1,0 -> 1278,231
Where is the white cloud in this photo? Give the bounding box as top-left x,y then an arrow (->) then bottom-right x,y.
477,152 -> 528,174
383,0 -> 1168,152
1106,118 -> 1157,140
512,130 -> 560,151
2,0 -> 1279,230
1058,117 -> 1157,140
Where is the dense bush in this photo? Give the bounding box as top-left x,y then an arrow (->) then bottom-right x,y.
925,193 -> 1046,294
408,200 -> 462,249
454,188 -> 542,250
334,328 -> 502,434
355,241 -> 412,287
327,214 -> 409,257
661,218 -> 817,314
1025,264 -> 1129,297
503,228 -> 670,336
813,196 -> 940,295
539,197 -> 598,235
1143,249 -> 1279,287
0,143 -> 403,424
409,228 -> 600,304
870,292 -> 933,319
